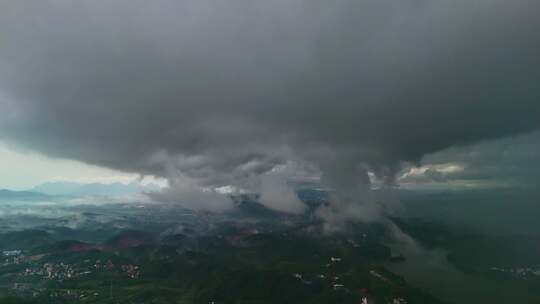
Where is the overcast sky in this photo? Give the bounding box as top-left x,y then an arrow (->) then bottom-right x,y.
0,0 -> 538,215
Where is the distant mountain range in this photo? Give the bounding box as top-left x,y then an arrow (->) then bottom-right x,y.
0,181 -> 159,200
0,189 -> 51,201
30,181 -> 160,196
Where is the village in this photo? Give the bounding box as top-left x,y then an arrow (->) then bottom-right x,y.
490,266 -> 540,278
2,249 -> 141,302
291,256 -> 408,304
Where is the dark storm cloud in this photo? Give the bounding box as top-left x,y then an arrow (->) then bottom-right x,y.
0,0 -> 539,212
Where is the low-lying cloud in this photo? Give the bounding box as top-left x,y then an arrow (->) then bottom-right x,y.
0,0 -> 538,216
258,173 -> 307,214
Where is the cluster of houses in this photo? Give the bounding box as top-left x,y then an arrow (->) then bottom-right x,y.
4,257 -> 141,302
20,259 -> 141,281
23,262 -> 79,280
3,250 -> 22,256
291,256 -> 408,304
121,263 -> 141,279
11,282 -> 100,302
2,249 -> 24,266
490,266 -> 540,278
